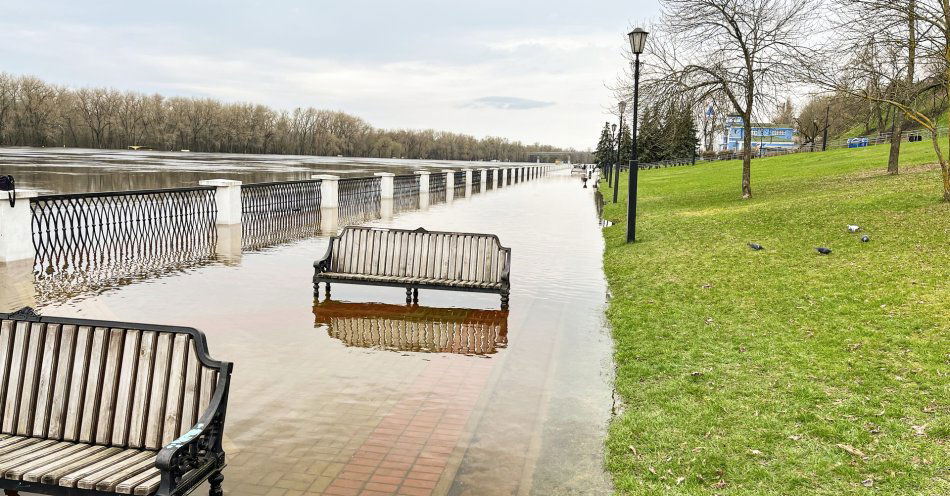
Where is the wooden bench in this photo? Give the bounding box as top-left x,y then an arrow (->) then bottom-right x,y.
0,307 -> 232,496
313,300 -> 509,355
314,226 -> 512,308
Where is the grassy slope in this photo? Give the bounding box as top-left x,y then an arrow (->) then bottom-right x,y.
599,141 -> 949,495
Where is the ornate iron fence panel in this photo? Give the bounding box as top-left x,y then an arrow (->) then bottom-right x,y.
454,175 -> 466,198
429,172 -> 446,205
241,179 -> 322,250
393,174 -> 420,212
471,170 -> 482,194
30,187 -> 217,301
339,176 -> 382,225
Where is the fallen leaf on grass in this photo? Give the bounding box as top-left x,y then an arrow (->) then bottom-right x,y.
750,449 -> 763,456
676,477 -> 685,485
712,479 -> 728,489
648,466 -> 657,475
862,478 -> 873,487
837,443 -> 866,459
788,435 -> 802,441
912,425 -> 927,436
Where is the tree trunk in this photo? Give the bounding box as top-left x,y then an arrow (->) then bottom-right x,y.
742,119 -> 753,198
887,115 -> 902,175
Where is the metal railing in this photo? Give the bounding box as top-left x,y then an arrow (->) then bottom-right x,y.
339,176 -> 382,225
471,171 -> 482,193
30,187 -> 218,301
429,172 -> 447,204
394,174 -> 420,213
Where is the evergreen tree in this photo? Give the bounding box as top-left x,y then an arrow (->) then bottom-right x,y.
594,122 -> 615,170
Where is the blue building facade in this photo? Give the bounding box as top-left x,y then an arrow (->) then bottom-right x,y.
722,116 -> 795,151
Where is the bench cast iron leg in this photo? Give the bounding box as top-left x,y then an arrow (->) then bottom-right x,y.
325,283 -> 330,300
406,287 -> 412,304
209,471 -> 224,496
501,292 -> 509,310
412,288 -> 419,304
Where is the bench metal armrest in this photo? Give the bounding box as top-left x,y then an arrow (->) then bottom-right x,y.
155,363 -> 232,496
500,247 -> 512,290
313,240 -> 335,276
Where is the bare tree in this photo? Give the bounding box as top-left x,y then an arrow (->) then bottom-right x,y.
645,0 -> 819,198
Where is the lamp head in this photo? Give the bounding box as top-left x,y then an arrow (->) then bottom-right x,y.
628,28 -> 648,55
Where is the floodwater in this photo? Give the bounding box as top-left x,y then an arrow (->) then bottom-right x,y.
0,158 -> 612,495
0,147 -> 547,195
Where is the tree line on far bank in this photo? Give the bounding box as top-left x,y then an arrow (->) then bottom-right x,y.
0,72 -> 583,163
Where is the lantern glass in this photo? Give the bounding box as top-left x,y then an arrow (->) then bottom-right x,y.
628,28 -> 648,55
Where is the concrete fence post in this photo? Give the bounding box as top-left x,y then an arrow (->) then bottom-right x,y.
313,175 -> 340,233
199,179 -> 242,225
444,170 -> 455,202
375,172 -> 395,199
0,190 -> 38,263
479,169 -> 487,191
462,169 -> 472,198
493,168 -> 501,188
415,171 -> 430,209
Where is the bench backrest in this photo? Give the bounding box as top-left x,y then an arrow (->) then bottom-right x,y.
0,312 -> 225,450
328,227 -> 510,284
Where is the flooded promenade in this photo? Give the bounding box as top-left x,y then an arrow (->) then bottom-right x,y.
0,158 -> 611,495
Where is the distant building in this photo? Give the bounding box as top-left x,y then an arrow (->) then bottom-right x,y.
721,115 -> 795,151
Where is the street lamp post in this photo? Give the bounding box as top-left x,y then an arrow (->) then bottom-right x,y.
626,28 -> 648,243
613,103 -> 625,202
608,123 -> 617,187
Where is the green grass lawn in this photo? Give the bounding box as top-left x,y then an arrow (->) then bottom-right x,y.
599,141 -> 949,495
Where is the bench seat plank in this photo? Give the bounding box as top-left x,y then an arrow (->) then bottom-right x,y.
319,272 -> 504,289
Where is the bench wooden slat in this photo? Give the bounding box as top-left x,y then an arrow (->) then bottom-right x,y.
0,440 -> 78,473
16,323 -> 47,436
3,322 -> 31,434
93,455 -> 155,491
22,444 -> 112,482
31,324 -> 61,438
161,334 -> 189,446
57,449 -> 141,487
179,343 -> 200,437
63,326 -> 92,442
74,450 -> 154,490
78,327 -> 109,443
115,467 -> 160,494
0,322 -> 14,431
126,331 -> 156,449
143,332 -> 172,450
47,325 -> 77,440
111,330 -> 141,446
95,329 -> 126,444
23,444 -> 114,484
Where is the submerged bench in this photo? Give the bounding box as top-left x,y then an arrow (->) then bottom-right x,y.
0,307 -> 232,496
314,226 -> 512,308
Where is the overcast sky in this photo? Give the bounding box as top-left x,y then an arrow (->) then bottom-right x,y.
0,0 -> 660,150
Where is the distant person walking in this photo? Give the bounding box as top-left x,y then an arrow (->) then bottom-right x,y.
581,172 -> 588,188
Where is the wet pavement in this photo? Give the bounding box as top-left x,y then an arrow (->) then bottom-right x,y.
0,170 -> 613,495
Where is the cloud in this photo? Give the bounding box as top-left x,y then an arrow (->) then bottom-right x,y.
464,96 -> 555,110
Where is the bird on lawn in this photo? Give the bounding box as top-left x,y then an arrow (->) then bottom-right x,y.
816,247 -> 832,255
848,225 -> 861,233
861,235 -> 870,243
748,243 -> 764,251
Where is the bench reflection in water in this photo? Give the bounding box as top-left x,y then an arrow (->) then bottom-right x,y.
313,300 -> 509,355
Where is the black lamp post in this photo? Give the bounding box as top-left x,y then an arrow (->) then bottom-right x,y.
608,123 -> 617,187
613,102 -> 625,202
626,27 -> 648,243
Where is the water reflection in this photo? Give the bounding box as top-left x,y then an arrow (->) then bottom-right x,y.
314,300 -> 508,355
